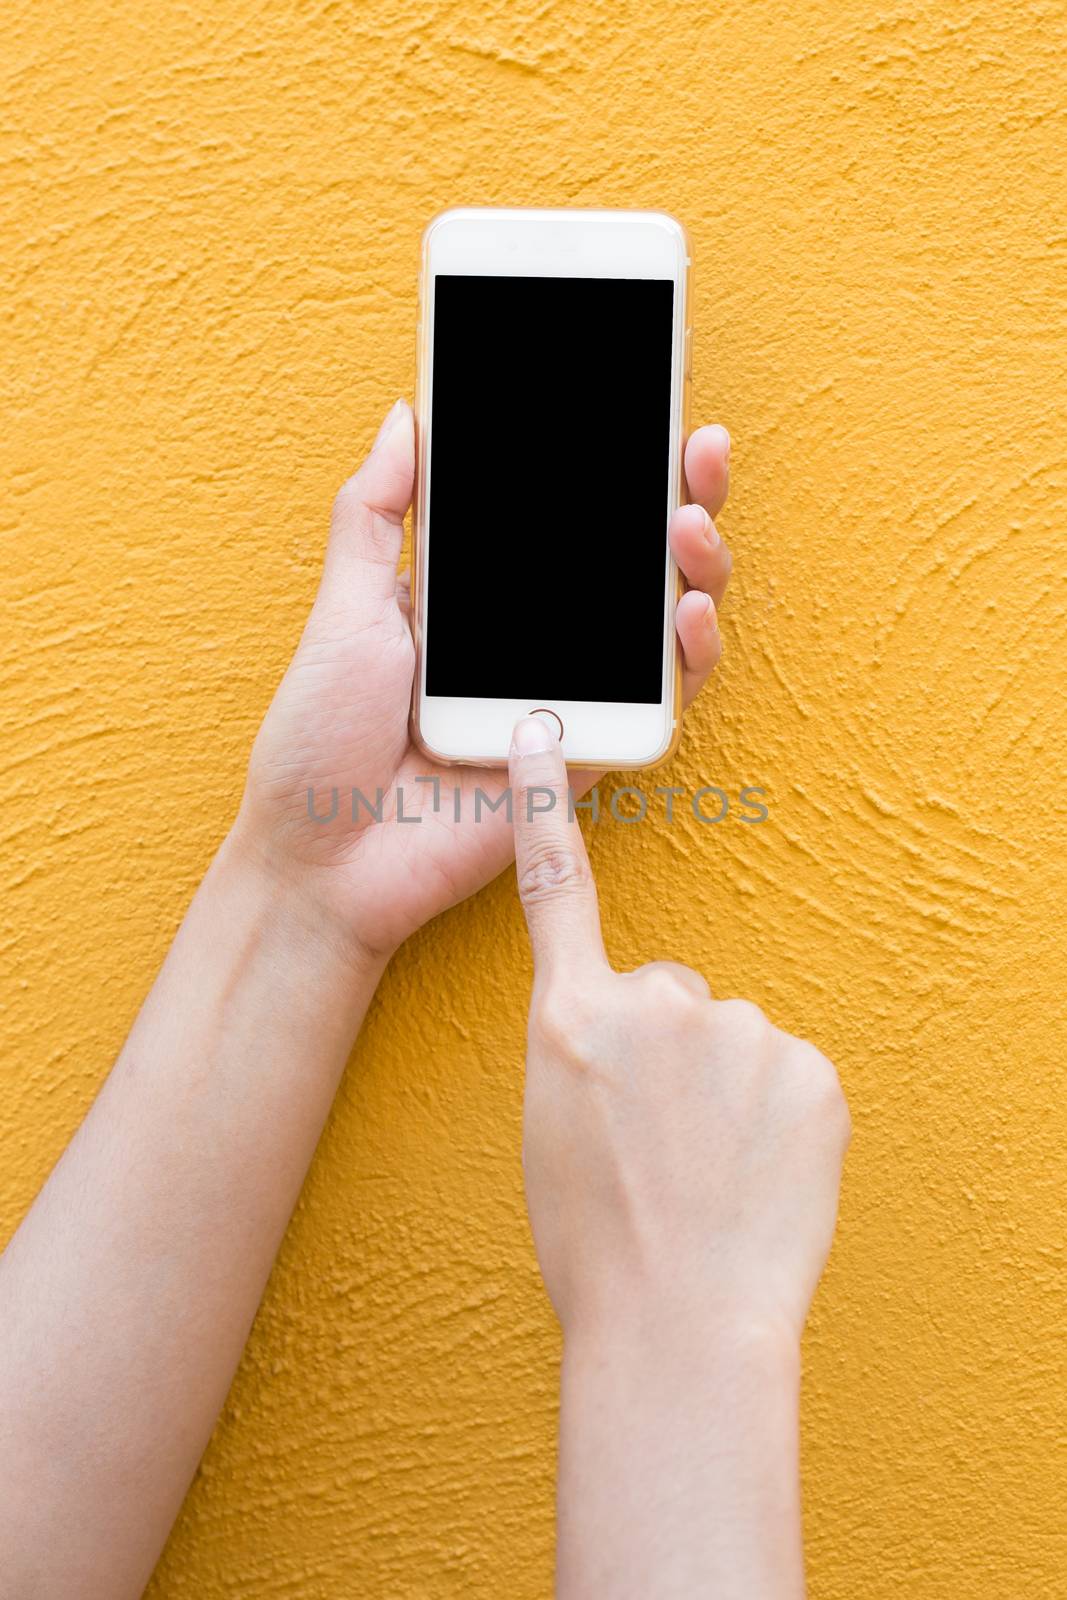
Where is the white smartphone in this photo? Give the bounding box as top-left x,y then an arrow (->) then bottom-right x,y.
411,207 -> 691,769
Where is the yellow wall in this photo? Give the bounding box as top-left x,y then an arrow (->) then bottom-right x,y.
3,2 -> 1065,1593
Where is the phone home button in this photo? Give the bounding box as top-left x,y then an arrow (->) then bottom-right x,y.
528,708 -> 564,741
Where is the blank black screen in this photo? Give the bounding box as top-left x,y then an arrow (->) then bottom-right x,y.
425,274 -> 674,703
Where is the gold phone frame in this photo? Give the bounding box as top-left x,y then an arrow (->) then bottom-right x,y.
410,208 -> 691,770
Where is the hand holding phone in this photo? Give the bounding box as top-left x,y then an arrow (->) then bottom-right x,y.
239,248 -> 730,957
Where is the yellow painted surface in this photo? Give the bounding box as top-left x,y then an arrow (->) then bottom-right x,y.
2,1 -> 1065,1593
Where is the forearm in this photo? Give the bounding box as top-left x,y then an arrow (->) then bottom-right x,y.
556,1313 -> 805,1600
0,829 -> 386,1598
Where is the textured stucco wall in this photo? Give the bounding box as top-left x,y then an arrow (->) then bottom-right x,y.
2,2 -> 1065,1594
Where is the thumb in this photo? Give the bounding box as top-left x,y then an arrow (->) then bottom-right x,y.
321,400 -> 415,615
510,715 -> 607,982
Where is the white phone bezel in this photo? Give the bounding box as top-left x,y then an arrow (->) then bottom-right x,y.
412,207 -> 690,770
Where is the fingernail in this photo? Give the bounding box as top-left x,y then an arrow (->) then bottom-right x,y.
373,399 -> 406,450
703,594 -> 717,624
512,715 -> 558,755
704,511 -> 721,548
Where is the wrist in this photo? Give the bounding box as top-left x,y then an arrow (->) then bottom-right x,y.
564,1296 -> 801,1390
218,821 -> 393,999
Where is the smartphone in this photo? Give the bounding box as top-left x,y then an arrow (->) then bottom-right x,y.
411,207 -> 691,769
